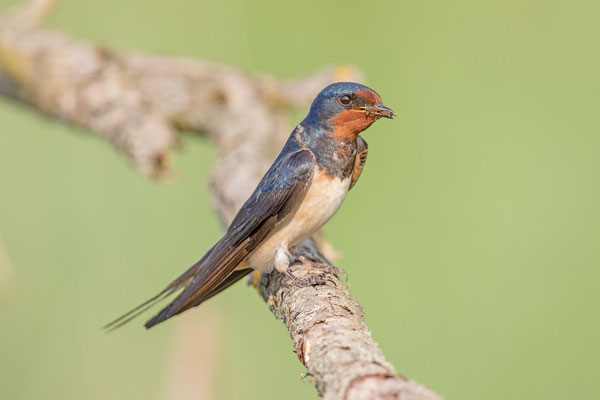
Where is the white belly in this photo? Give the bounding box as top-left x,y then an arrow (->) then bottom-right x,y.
248,169 -> 351,272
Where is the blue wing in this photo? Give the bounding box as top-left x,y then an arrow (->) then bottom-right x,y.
105,145 -> 316,330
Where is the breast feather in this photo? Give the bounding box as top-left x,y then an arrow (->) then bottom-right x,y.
290,169 -> 350,240
247,169 -> 350,271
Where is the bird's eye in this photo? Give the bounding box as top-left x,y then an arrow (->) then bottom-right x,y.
339,95 -> 352,105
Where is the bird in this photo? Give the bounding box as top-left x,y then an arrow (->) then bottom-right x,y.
105,82 -> 394,330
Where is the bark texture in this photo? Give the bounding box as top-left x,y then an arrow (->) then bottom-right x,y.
0,1 -> 443,399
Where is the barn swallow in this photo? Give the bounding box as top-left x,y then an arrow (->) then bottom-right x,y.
105,82 -> 394,330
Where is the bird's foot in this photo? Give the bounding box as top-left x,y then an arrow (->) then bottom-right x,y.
284,271 -> 330,288
282,254 -> 348,289
296,256 -> 348,281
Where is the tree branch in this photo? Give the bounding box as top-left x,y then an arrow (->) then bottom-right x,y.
0,1 -> 443,399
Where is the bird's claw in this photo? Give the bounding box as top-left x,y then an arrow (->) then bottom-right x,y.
284,271 -> 330,288
320,264 -> 348,281
295,256 -> 349,281
282,255 -> 348,290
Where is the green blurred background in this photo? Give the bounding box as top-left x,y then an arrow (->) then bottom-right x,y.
1,0 -> 599,399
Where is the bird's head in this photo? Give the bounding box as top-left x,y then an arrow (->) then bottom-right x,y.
305,82 -> 394,140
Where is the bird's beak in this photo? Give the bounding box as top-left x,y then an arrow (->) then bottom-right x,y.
360,103 -> 395,119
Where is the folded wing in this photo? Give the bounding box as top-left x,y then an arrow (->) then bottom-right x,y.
105,149 -> 315,330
